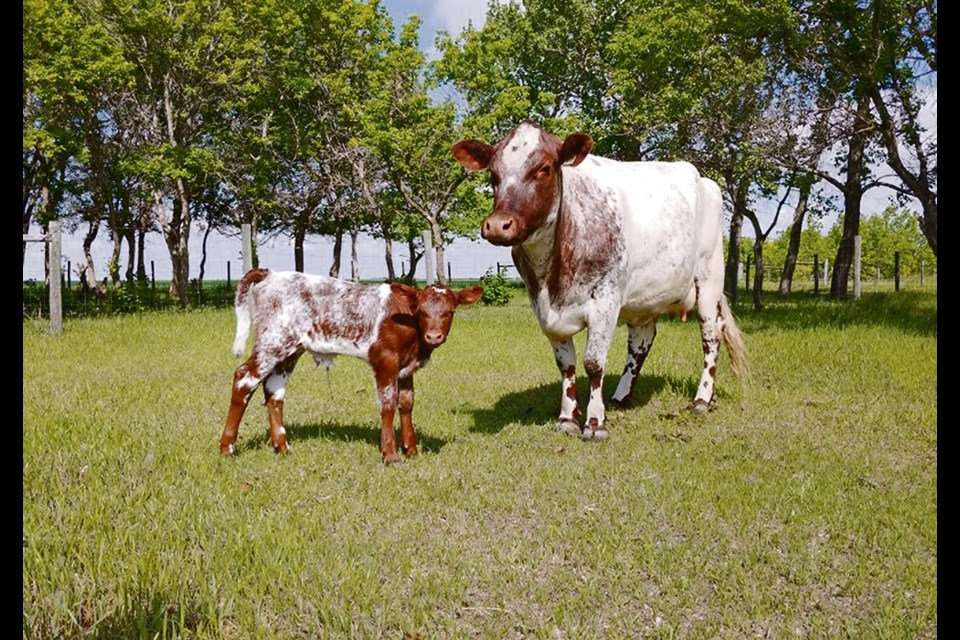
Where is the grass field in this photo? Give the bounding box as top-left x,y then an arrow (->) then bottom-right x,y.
23,289 -> 937,639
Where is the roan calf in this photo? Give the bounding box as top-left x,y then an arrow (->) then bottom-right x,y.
219,269 -> 483,464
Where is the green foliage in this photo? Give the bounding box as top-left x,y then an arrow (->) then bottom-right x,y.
478,267 -> 513,306
23,292 -> 936,638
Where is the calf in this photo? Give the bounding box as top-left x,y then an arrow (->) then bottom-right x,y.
219,269 -> 483,464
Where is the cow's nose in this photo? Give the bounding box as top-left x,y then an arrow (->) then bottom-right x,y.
482,218 -> 512,238
424,330 -> 445,345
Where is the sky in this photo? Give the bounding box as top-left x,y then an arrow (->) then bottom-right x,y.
23,1 -> 931,282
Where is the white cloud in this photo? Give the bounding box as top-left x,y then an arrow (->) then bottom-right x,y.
428,0 -> 490,36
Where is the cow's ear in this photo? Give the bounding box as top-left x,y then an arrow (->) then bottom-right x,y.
389,283 -> 420,313
451,140 -> 495,171
456,286 -> 484,306
559,133 -> 593,167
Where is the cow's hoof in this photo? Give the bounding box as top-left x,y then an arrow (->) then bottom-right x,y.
581,428 -> 609,441
383,453 -> 403,466
554,420 -> 582,436
220,443 -> 236,456
582,419 -> 608,441
689,399 -> 712,416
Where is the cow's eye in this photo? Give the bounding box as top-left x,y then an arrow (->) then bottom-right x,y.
538,165 -> 551,178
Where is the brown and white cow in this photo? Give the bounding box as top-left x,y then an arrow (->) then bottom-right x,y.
452,120 -> 747,440
219,269 -> 483,464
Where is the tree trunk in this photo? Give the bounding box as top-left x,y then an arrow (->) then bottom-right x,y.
294,223 -> 306,273
124,228 -> 135,283
350,228 -> 360,282
329,228 -> 343,278
430,220 -> 446,285
136,227 -> 147,283
779,180 -> 811,295
108,230 -> 123,288
751,238 -> 765,311
384,236 -> 396,281
198,221 -> 213,288
724,208 -> 744,300
830,98 -> 870,299
81,219 -> 104,294
404,237 -> 422,282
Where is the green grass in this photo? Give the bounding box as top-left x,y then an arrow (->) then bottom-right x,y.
23,290 -> 937,639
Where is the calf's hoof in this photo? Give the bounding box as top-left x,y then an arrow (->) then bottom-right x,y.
554,419 -> 582,437
688,399 -> 712,416
383,452 -> 403,466
220,443 -> 236,456
608,396 -> 631,410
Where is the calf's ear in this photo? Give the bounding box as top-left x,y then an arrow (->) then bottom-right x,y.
389,282 -> 420,313
451,140 -> 495,172
559,133 -> 593,167
456,286 -> 484,306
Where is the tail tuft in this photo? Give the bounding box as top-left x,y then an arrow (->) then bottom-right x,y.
720,296 -> 749,381
232,269 -> 269,357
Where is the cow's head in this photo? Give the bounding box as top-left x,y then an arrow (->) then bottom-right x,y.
452,121 -> 593,246
391,283 -> 484,347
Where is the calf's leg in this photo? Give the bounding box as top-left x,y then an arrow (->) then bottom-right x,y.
375,367 -> 402,465
398,376 -> 418,457
220,360 -> 263,455
261,352 -> 303,453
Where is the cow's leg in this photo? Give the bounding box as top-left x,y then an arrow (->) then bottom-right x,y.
551,338 -> 581,436
262,352 -> 302,453
398,375 -> 417,457
610,320 -> 657,408
692,291 -> 723,415
375,367 -> 402,465
582,312 -> 618,441
220,358 -> 263,455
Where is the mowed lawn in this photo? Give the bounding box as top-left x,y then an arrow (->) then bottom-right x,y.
23,289 -> 937,639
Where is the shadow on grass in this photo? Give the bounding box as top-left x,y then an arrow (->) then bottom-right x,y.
731,290 -> 936,336
466,373 -> 696,434
231,422 -> 448,456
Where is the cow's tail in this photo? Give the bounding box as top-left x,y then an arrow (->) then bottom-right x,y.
719,295 -> 749,381
233,269 -> 270,357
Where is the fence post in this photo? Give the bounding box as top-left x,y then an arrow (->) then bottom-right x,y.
744,257 -> 751,293
227,261 -> 231,287
853,235 -> 861,300
151,261 -> 156,289
894,251 -> 901,292
447,262 -> 452,283
48,221 -> 62,335
920,260 -> 925,286
813,254 -> 819,294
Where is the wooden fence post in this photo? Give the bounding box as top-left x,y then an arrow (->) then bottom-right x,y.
894,251 -> 901,291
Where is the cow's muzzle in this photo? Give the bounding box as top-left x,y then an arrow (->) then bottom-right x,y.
481,212 -> 524,246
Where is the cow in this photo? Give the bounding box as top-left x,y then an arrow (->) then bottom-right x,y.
452,120 -> 746,441
219,269 -> 483,464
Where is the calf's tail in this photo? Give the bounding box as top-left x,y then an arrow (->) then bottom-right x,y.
719,295 -> 749,381
232,269 -> 270,357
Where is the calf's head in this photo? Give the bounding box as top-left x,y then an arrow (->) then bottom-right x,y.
451,121 -> 593,246
390,283 -> 484,346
